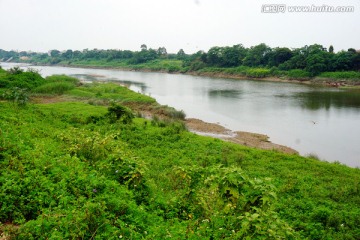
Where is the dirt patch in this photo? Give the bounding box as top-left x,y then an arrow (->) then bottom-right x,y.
0,223 -> 19,240
186,118 -> 230,134
31,95 -> 72,104
186,118 -> 298,154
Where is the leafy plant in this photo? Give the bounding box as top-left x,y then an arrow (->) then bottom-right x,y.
107,103 -> 134,123
1,87 -> 29,106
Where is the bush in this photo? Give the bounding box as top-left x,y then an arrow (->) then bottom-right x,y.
319,71 -> 360,80
286,69 -> 311,80
33,82 -> 75,95
245,68 -> 271,78
1,87 -> 29,106
45,75 -> 80,85
4,71 -> 46,90
33,75 -> 80,95
107,103 -> 134,123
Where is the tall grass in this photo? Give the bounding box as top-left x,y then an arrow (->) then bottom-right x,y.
34,82 -> 75,94
33,75 -> 80,94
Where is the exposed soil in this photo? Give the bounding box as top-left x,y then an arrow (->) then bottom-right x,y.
186,118 -> 298,154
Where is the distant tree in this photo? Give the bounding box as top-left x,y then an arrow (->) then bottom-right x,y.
177,49 -> 186,60
329,45 -> 334,53
73,50 -> 82,59
206,46 -> 223,66
348,48 -> 356,54
62,49 -> 73,59
157,47 -> 167,57
305,52 -> 329,75
331,51 -> 353,71
243,43 -> 271,67
19,51 -> 28,57
267,47 -> 293,67
50,50 -> 61,58
140,44 -> 147,51
222,44 -> 247,67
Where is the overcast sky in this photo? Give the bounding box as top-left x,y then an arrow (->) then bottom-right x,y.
0,0 -> 359,53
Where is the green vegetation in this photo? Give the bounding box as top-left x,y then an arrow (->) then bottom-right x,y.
286,69 -> 312,80
1,69 -> 360,239
34,75 -> 80,95
2,43 -> 360,83
319,71 -> 360,80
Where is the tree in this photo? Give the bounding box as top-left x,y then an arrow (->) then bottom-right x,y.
206,46 -> 223,66
221,44 -> 247,67
329,45 -> 334,53
305,52 -> 329,76
177,49 -> 186,60
50,49 -> 61,58
157,47 -> 167,57
140,44 -> 147,51
243,43 -> 271,67
50,50 -> 61,58
267,47 -> 293,67
62,50 -> 73,60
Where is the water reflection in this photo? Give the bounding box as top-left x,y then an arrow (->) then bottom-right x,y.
112,80 -> 147,93
292,90 -> 360,110
69,74 -> 148,92
70,74 -> 106,82
208,89 -> 242,98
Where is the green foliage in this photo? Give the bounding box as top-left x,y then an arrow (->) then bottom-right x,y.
1,87 -> 29,106
107,103 -> 134,124
286,69 -> 312,80
319,71 -> 360,80
68,83 -> 156,103
32,74 -> 80,95
45,74 -> 80,85
245,68 -> 271,78
33,82 -> 75,95
0,68 -> 46,90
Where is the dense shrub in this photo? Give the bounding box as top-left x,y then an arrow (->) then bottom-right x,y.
1,87 -> 29,106
107,103 -> 134,123
319,71 -> 360,80
286,69 -> 311,80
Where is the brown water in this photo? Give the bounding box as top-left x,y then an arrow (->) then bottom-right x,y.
2,62 -> 360,167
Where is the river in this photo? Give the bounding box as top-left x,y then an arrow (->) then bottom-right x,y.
2,62 -> 360,167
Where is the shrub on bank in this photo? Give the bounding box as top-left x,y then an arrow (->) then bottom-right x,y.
245,68 -> 271,78
319,71 -> 360,80
286,69 -> 311,80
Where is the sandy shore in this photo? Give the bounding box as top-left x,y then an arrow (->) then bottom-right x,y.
186,118 -> 298,154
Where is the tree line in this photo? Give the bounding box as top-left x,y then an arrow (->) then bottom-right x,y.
1,43 -> 360,76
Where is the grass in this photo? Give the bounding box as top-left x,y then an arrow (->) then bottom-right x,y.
1,72 -> 360,239
68,82 -> 156,103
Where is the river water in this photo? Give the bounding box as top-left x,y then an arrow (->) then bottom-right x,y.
2,62 -> 360,167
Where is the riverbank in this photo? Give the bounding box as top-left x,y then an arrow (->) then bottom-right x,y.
186,118 -> 298,154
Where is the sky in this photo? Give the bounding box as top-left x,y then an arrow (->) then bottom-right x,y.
0,0 -> 359,53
